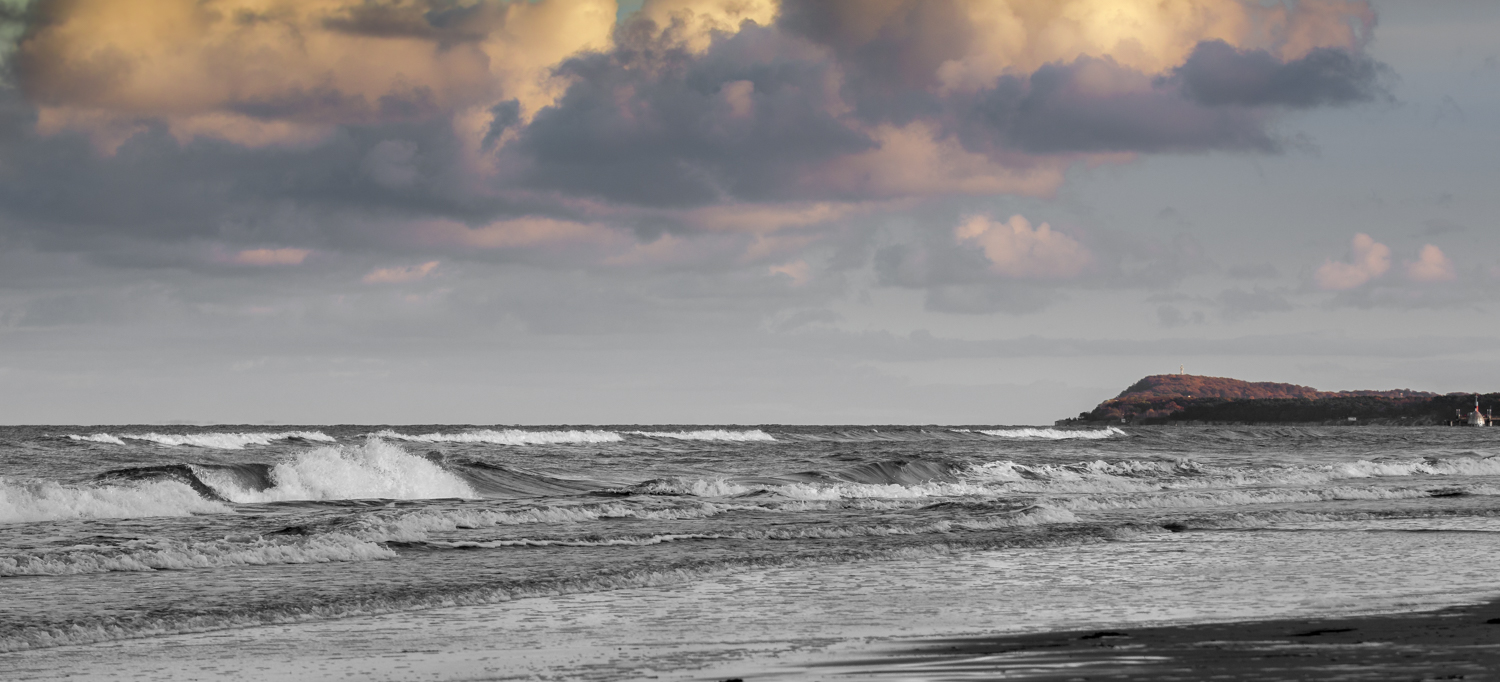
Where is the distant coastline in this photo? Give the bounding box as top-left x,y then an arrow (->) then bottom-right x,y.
1057,374 -> 1497,426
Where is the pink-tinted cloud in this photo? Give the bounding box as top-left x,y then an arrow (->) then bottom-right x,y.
1315,233 -> 1390,290
954,214 -> 1090,279
1405,244 -> 1456,283
363,261 -> 440,284
231,248 -> 311,266
768,260 -> 811,285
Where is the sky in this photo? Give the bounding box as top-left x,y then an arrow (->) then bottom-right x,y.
0,0 -> 1496,425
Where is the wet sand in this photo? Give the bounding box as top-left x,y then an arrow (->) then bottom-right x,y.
801,599 -> 1500,681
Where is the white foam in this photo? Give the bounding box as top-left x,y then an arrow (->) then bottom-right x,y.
117,431 -> 336,450
65,433 -> 126,445
0,533 -> 393,576
0,478 -> 230,524
972,427 -> 1126,439
627,476 -> 998,501
1053,486 -> 1440,512
204,439 -> 477,503
627,430 -> 777,442
373,429 -> 623,445
962,455 -> 1500,497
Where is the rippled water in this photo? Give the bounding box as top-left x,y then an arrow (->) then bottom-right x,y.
2,424 -> 1499,676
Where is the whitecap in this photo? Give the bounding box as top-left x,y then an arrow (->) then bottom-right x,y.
373,429 -> 622,445
973,427 -> 1126,440
118,431 -> 336,450
627,429 -> 776,442
202,438 -> 476,503
0,478 -> 230,524
65,434 -> 126,445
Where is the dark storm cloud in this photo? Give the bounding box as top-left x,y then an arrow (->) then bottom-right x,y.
320,0 -> 503,44
774,0 -> 967,123
506,26 -> 1391,208
508,22 -> 871,207
0,88 -> 521,255
951,58 -> 1279,154
1170,40 -> 1390,108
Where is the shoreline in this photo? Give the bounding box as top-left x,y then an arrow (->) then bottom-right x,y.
796,599 -> 1500,681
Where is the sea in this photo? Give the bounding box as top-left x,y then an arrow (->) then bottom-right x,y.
3,424 -> 1500,680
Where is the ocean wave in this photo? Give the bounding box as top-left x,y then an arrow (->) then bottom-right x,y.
65,433 -> 126,445
203,439 -> 477,503
962,455 -> 1500,496
621,476 -> 997,500
453,461 -> 605,498
373,429 -> 622,445
409,508 -> 1077,548
111,431 -> 336,450
348,497 -> 945,543
350,500 -> 753,542
0,522 -> 1141,653
1052,485 -> 1446,512
0,478 -> 230,524
964,427 -> 1127,440
0,533 -> 392,577
627,429 -> 776,442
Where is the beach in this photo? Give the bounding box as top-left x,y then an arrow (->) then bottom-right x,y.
820,600 -> 1500,681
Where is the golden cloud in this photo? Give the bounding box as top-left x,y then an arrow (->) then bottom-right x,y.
18,0 -> 615,150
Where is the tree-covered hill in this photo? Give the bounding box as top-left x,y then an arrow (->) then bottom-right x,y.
1058,374 -> 1487,425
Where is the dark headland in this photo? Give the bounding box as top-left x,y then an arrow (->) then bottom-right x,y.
1057,374 -> 1498,426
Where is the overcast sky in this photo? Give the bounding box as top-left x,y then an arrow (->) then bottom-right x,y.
0,0 -> 1496,425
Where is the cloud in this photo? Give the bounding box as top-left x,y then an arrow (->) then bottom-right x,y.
14,0 -> 616,149
777,0 -> 1373,94
1315,233 -> 1390,290
230,248 -> 310,266
363,261 -> 440,284
0,0 -> 1391,306
768,260 -> 811,285
1405,244 -> 1456,283
954,214 -> 1090,279
638,0 -> 779,53
1170,40 -> 1388,108
9,0 -> 1387,208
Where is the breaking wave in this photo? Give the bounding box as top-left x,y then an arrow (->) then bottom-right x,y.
203,439 -> 477,503
373,429 -> 622,445
965,427 -> 1126,440
0,477 -> 230,524
963,455 -> 1500,496
65,433 -> 126,445
627,429 -> 776,442
82,431 -> 338,450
